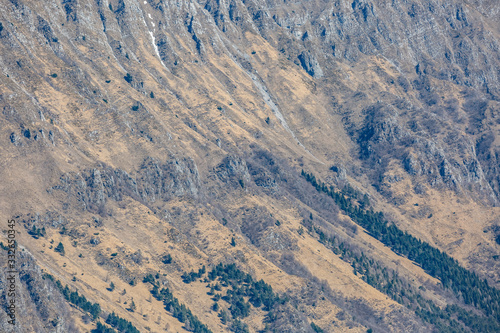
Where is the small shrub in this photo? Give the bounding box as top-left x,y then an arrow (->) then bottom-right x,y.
162,254 -> 172,264
124,73 -> 133,83
54,242 -> 65,255
212,302 -> 219,311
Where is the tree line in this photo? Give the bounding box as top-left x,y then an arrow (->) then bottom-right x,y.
304,219 -> 500,332
302,170 -> 500,330
43,273 -> 140,333
146,262 -> 288,333
44,273 -> 101,320
146,275 -> 213,333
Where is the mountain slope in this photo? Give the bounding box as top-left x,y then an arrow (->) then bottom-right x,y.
1,0 -> 500,332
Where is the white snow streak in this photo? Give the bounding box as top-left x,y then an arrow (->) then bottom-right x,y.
148,31 -> 168,69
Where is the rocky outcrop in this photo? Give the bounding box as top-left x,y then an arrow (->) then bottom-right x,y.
357,102 -> 497,204
137,156 -> 201,202
8,126 -> 55,147
258,0 -> 499,94
50,156 -> 201,213
297,51 -> 323,78
16,211 -> 69,230
214,155 -> 251,188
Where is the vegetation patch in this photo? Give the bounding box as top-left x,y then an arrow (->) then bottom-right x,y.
302,170 -> 500,331
43,273 -> 140,333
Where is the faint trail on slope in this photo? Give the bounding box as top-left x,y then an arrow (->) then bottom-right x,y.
217,41 -> 322,162
247,71 -> 324,164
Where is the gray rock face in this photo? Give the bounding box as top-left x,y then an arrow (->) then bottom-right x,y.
357,101 -> 497,204
297,51 -> 323,78
403,153 -> 421,176
16,211 -> 69,230
0,0 -> 498,205
214,155 -> 251,187
195,0 -> 500,201
50,156 -> 201,213
137,156 -> 201,202
249,0 -> 499,93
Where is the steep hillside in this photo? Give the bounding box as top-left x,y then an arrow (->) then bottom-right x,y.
0,0 -> 499,332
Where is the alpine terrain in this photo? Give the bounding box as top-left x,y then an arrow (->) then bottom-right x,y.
0,0 -> 500,332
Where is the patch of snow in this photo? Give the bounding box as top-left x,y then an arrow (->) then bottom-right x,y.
148,31 -> 168,69
137,8 -> 168,71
